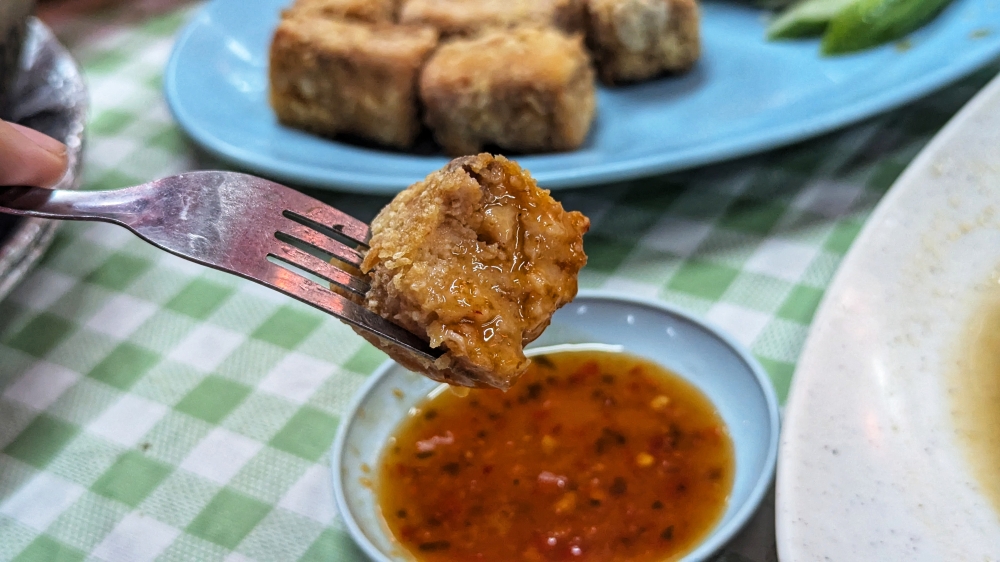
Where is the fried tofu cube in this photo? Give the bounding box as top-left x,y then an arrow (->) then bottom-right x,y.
419,27 -> 596,155
584,0 -> 700,84
359,154 -> 589,390
269,16 -> 438,148
399,0 -> 584,37
282,0 -> 398,23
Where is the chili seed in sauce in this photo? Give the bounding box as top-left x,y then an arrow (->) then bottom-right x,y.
378,350 -> 735,562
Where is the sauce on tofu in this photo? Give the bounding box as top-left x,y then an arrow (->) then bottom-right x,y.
377,349 -> 735,562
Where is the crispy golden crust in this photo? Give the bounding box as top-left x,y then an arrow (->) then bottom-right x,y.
585,0 -> 700,84
269,16 -> 438,148
360,154 -> 589,390
420,28 -> 596,156
399,0 -> 585,36
283,0 -> 399,22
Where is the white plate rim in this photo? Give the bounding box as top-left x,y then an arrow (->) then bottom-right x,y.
776,70 -> 1000,559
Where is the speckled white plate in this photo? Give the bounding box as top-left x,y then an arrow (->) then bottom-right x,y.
776,73 -> 1000,559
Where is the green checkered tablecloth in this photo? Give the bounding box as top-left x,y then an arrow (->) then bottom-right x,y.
0,1 -> 997,560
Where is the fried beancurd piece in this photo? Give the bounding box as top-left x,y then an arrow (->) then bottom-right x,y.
269,16 -> 438,148
399,0 -> 584,37
585,0 -> 701,84
358,154 -> 589,390
282,0 -> 399,23
420,27 -> 596,156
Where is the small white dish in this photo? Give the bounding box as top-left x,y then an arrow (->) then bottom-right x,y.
776,73 -> 1000,559
332,290 -> 780,561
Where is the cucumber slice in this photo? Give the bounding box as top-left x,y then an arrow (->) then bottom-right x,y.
821,0 -> 956,54
767,0 -> 858,39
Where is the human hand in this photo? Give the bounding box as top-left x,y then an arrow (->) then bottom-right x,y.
0,119 -> 68,188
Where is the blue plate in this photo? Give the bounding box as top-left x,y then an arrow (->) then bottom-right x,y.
332,291 -> 780,561
165,0 -> 1000,193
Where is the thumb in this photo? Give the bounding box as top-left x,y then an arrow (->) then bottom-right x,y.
0,120 -> 68,188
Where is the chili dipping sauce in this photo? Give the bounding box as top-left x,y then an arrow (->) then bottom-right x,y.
377,349 -> 735,562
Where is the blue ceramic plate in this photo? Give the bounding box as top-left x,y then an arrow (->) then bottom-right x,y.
332,291 -> 781,561
165,0 -> 1000,193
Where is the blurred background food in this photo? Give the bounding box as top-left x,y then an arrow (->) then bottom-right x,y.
766,0 -> 957,53
268,0 -> 702,155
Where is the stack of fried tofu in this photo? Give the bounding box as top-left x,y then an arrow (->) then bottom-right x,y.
269,0 -> 700,155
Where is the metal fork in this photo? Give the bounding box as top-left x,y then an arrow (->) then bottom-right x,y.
0,171 -> 437,360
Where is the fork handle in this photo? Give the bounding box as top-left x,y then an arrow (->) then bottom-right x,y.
0,185 -> 138,224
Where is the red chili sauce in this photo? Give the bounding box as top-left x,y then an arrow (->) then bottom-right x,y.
378,349 -> 735,562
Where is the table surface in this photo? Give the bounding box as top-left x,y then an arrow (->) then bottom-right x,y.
0,1 -> 997,561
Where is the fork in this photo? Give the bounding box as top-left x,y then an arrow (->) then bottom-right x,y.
0,171 -> 437,360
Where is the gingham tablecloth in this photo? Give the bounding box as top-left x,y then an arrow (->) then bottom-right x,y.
0,1 -> 996,560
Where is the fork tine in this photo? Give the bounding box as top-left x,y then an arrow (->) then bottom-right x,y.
260,261 -> 436,360
283,202 -> 370,248
269,243 -> 370,297
276,221 -> 365,269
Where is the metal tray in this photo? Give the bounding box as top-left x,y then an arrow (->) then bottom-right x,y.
0,18 -> 87,301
